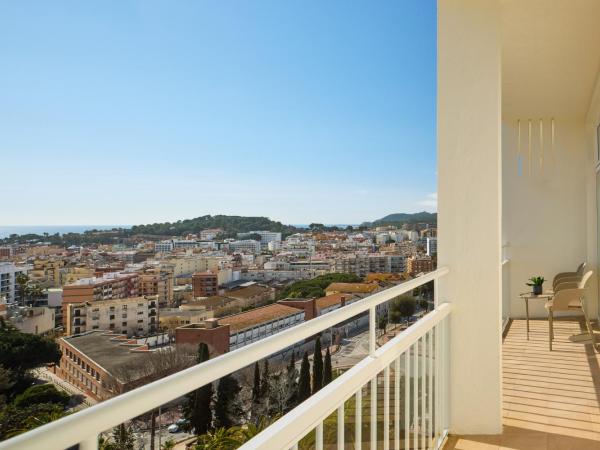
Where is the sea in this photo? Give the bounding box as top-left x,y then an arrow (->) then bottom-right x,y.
0,225 -> 127,239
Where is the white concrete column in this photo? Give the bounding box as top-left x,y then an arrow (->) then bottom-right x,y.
437,0 -> 503,434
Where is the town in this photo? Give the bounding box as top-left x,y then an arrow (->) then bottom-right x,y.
0,214 -> 436,448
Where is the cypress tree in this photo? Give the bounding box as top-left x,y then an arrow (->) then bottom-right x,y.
182,343 -> 212,435
312,337 -> 323,393
286,352 -> 298,409
260,359 -> 270,397
214,374 -> 242,429
323,347 -> 333,386
252,361 -> 261,403
298,351 -> 311,402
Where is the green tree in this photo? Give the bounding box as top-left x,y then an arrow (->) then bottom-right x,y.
238,416 -> 277,444
260,360 -> 270,397
378,315 -> 388,335
323,348 -> 333,386
419,298 -> 430,312
250,361 -> 261,420
0,402 -> 66,439
0,366 -> 14,406
0,319 -> 61,376
195,427 -> 241,450
286,353 -> 298,409
13,384 -> 69,408
298,351 -> 311,402
214,375 -> 242,429
183,343 -> 213,435
110,423 -> 135,450
161,439 -> 176,450
312,337 -> 323,393
390,296 -> 417,326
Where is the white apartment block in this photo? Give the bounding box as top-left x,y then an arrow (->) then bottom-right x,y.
229,239 -> 261,254
333,254 -> 406,276
0,262 -> 31,303
154,240 -> 174,253
172,240 -> 200,250
66,296 -> 158,337
426,237 -> 438,256
162,256 -> 221,277
238,231 -> 282,244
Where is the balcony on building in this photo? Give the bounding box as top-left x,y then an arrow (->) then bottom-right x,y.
2,2 -> 600,450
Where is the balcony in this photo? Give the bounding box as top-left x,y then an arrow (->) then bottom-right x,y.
446,318 -> 600,450
0,269 -> 450,450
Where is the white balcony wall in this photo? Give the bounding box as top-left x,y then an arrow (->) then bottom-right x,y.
438,0 -> 502,435
500,0 -> 600,321
502,119 -> 591,319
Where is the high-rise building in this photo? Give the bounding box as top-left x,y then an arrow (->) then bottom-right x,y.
0,262 -> 31,303
426,237 -> 438,256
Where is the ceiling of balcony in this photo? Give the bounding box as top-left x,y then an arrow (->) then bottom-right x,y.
501,0 -> 600,120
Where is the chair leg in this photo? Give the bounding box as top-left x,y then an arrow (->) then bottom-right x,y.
549,310 -> 553,351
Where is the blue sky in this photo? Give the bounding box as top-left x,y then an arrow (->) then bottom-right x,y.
0,1 -> 436,226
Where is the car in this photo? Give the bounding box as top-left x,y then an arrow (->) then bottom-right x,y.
167,424 -> 179,433
176,418 -> 189,427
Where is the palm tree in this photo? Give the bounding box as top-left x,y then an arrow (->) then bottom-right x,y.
195,427 -> 242,450
161,439 -> 176,450
237,416 -> 278,443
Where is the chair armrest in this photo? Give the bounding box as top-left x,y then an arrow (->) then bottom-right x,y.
549,288 -> 584,311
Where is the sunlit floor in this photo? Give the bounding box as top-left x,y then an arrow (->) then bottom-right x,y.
445,317 -> 600,450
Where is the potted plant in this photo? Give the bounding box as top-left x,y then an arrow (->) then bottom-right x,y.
527,276 -> 545,295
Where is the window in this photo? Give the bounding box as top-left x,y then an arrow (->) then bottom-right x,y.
122,321 -> 127,326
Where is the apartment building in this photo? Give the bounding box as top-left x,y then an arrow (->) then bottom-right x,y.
139,269 -> 173,307
154,240 -> 174,253
60,266 -> 95,286
238,230 -> 282,244
0,247 -> 13,260
162,256 -> 221,277
406,255 -> 434,275
192,271 -> 218,297
0,262 -> 31,303
62,272 -> 139,320
65,295 -> 158,336
332,254 -> 406,276
426,237 -> 438,256
28,258 -> 65,287
229,239 -> 261,253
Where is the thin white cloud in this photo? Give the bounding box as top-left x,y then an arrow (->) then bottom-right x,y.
417,192 -> 437,209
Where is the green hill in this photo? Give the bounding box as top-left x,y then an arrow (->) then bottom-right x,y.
361,211 -> 437,227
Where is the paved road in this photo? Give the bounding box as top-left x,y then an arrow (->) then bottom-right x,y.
332,330 -> 371,368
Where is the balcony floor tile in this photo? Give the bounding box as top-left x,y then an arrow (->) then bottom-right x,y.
445,318 -> 600,450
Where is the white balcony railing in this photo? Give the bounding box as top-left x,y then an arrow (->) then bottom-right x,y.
0,267 -> 450,450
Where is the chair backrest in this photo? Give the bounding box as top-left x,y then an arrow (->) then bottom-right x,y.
578,270 -> 593,288
551,270 -> 593,311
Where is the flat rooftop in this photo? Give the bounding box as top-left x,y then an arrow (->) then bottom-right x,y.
62,331 -> 152,380
219,303 -> 303,333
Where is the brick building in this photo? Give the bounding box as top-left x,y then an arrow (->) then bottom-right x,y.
192,271 -> 218,297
